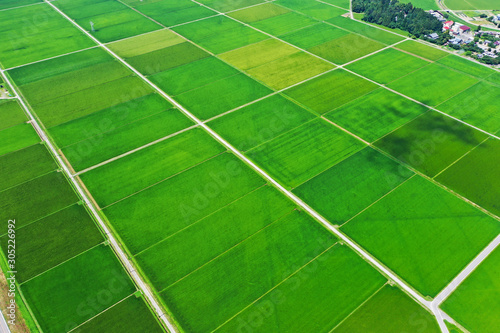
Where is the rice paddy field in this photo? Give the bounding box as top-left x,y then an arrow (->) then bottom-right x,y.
0,0 -> 499,332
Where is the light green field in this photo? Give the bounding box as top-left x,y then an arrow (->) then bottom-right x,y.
0,204 -> 103,283
346,48 -> 430,84
22,244 -> 136,333
374,111 -> 488,177
209,94 -> 315,151
150,57 -> 240,96
126,42 -> 209,75
442,246 -> 500,333
248,119 -> 365,188
104,153 -> 265,254
0,100 -> 27,131
133,1 -> 216,27
136,186 -> 295,291
327,16 -> 405,45
294,147 -> 414,224
0,144 -> 56,191
0,171 -> 78,230
388,63 -> 479,107
280,23 -> 349,49
62,108 -> 192,171
333,285 -> 441,332
395,40 -> 449,61
161,211 -> 338,333
198,0 -> 265,12
325,88 -> 428,142
342,175 -> 500,297
175,74 -> 272,120
219,39 -> 299,71
76,296 -> 164,333
81,128 -> 225,207
437,81 -> 500,134
247,52 -> 335,90
0,4 -> 95,68
228,3 -> 290,22
108,29 -> 185,58
437,54 -> 496,79
436,138 -> 500,216
0,124 -> 40,157
443,0 -> 498,10
215,245 -> 386,333
309,33 -> 385,64
49,94 -> 172,148
284,69 -> 379,114
251,12 -> 318,36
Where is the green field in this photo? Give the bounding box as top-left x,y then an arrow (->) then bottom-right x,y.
436,138 -> 500,216
0,204 -> 103,283
198,0 -> 265,12
251,12 -> 318,36
327,16 -> 405,45
0,144 -> 56,191
437,81 -> 500,134
325,88 -> 428,142
374,111 -> 488,177
437,55 -> 496,79
395,40 -> 449,61
104,153 -> 265,254
277,0 -> 348,20
388,63 -> 480,107
161,211 -> 339,333
175,73 -> 272,120
209,94 -> 316,151
294,147 -> 414,224
136,186 -> 295,291
81,128 -> 226,207
346,48 -> 430,84
443,0 -> 498,10
248,119 -> 365,188
284,69 -> 379,114
131,1 -> 216,27
22,244 -> 136,332
280,23 -> 349,49
0,100 -> 27,131
107,29 -> 185,57
321,0 -> 351,9
342,175 -> 500,297
0,124 -> 40,157
0,4 -> 95,68
0,0 -> 41,10
214,245 -> 386,333
228,3 -> 290,22
442,246 -> 500,333
333,285 -> 441,332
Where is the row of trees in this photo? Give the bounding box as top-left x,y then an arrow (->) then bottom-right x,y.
352,0 -> 442,37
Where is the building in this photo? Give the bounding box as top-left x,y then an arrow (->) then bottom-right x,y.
449,37 -> 463,45
459,25 -> 471,34
428,33 -> 439,40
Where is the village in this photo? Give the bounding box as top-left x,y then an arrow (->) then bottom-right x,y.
426,10 -> 500,64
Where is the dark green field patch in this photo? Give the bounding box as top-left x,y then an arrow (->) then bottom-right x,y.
62,108 -> 193,171
209,94 -> 315,151
136,185 -> 295,291
0,0 -> 41,10
374,111 -> 488,177
175,74 -> 272,120
0,171 -> 78,231
251,12 -> 318,36
75,296 -> 164,333
0,144 -> 56,191
309,33 -> 385,64
280,23 -> 349,49
437,81 -> 500,134
150,57 -> 239,96
104,153 -> 265,254
0,123 -> 40,157
161,210 -> 337,333
126,42 -> 210,76
284,69 -> 378,114
81,128 -> 225,207
325,88 -> 428,142
436,138 -> 500,217
342,175 -> 500,297
0,204 -> 103,283
216,244 -> 387,333
294,147 -> 413,224
248,119 -> 365,188
0,100 -> 27,131
49,94 -> 172,148
22,244 -> 136,333
442,246 -> 500,333
346,48 -> 430,84
333,285 -> 440,333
